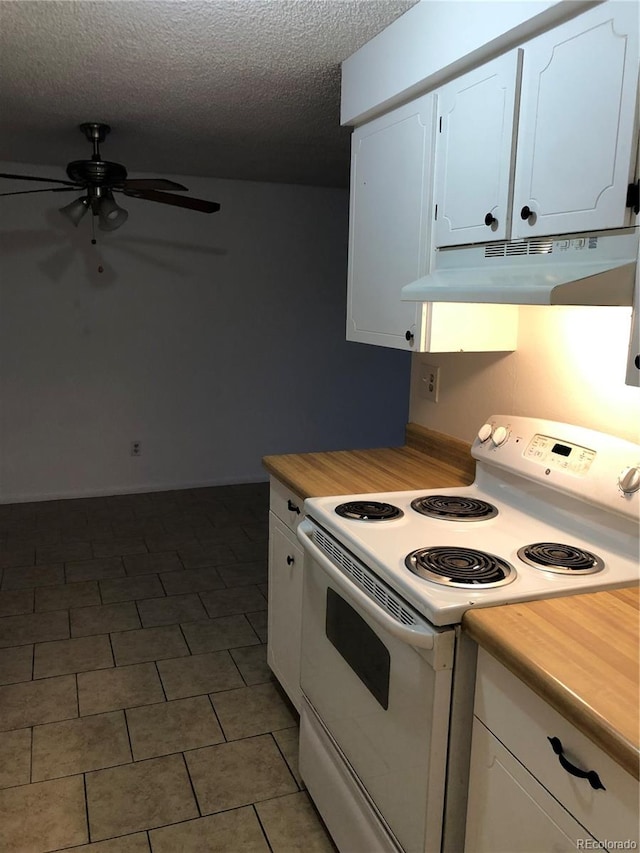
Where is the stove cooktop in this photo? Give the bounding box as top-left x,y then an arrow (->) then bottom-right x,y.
306,484 -> 638,625
303,416 -> 640,626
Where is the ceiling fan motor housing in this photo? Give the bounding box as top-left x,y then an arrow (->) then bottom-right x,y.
66,160 -> 128,186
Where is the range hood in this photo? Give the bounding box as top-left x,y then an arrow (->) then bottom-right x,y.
401,229 -> 638,306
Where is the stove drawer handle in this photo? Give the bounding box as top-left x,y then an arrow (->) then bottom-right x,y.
547,737 -> 606,790
297,519 -> 437,650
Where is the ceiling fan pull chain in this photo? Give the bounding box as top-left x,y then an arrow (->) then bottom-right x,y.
89,215 -> 105,273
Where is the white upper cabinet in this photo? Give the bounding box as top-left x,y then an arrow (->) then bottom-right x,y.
346,93 -> 434,349
433,2 -> 639,247
346,93 -> 518,352
434,51 -> 522,247
512,2 -> 639,239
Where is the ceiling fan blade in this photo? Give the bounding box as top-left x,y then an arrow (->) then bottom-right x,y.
0,172 -> 77,186
0,186 -> 80,197
121,179 -> 189,191
122,188 -> 220,213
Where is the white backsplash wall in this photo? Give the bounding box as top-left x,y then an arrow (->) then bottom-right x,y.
0,164 -> 410,502
410,305 -> 640,444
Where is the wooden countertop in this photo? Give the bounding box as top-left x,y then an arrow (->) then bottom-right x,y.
262,423 -> 475,498
463,587 -> 640,779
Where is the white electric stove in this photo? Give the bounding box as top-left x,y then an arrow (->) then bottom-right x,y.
296,415 -> 640,853
303,414 -> 639,626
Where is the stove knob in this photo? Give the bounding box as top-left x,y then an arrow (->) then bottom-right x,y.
618,466 -> 640,494
477,423 -> 493,443
491,426 -> 508,447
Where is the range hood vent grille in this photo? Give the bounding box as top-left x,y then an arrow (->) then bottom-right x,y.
484,239 -> 554,258
401,229 -> 638,306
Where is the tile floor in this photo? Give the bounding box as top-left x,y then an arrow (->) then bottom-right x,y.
0,484 -> 336,853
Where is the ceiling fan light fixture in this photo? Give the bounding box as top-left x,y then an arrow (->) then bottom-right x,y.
97,191 -> 128,231
59,195 -> 90,226
2,124 -> 220,225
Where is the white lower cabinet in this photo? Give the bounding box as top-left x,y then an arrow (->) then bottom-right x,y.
267,477 -> 304,711
465,718 -> 594,853
465,648 -> 639,853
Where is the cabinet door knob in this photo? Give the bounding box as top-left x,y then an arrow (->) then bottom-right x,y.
484,213 -> 497,226
286,555 -> 295,565
520,205 -> 532,221
405,330 -> 414,343
287,499 -> 300,514
547,737 -> 605,790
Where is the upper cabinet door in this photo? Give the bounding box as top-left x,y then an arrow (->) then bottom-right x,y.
434,51 -> 522,247
346,93 -> 434,349
512,2 -> 639,239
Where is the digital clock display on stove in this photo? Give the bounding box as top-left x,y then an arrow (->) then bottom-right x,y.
551,443 -> 572,457
525,434 -> 595,475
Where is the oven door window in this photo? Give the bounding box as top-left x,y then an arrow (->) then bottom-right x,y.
325,587 -> 390,709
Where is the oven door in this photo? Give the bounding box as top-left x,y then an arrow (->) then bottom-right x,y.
297,519 -> 455,853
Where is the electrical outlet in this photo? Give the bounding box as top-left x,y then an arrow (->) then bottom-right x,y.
130,441 -> 142,456
419,364 -> 440,402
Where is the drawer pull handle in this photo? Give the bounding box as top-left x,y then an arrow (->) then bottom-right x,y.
286,555 -> 295,565
287,499 -> 301,514
547,737 -> 606,790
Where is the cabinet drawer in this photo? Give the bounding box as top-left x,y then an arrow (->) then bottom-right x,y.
465,718 -> 594,853
474,648 -> 639,845
269,477 -> 304,530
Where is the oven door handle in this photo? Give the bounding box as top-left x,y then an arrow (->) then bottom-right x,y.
297,519 -> 436,650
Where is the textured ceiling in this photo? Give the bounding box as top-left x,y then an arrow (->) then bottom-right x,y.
0,0 -> 416,187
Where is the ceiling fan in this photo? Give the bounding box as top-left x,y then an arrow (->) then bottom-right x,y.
0,122 -> 221,233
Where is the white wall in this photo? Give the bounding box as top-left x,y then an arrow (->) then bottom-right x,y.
409,305 -> 640,443
0,164 -> 410,502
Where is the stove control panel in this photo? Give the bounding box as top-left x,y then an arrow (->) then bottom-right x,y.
473,415 -> 639,520
524,434 -> 595,475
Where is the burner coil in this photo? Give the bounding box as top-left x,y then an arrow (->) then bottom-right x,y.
518,543 -> 604,574
411,495 -> 498,521
406,546 -> 515,587
335,501 -> 403,521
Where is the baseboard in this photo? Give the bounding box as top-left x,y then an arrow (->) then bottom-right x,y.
0,473 -> 270,505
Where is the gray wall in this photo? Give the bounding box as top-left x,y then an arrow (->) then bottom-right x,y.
0,165 -> 410,501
